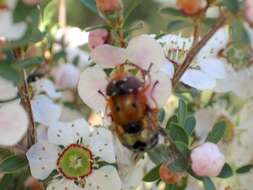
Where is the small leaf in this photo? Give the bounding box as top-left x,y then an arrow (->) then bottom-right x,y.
159,108 -> 166,123
206,121 -> 226,143
13,1 -> 36,23
124,0 -> 144,21
218,163 -> 233,178
166,115 -> 178,129
160,7 -> 184,17
174,141 -> 190,156
202,177 -> 216,190
0,63 -> 21,84
165,184 -> 176,190
169,157 -> 189,172
16,57 -> 44,68
178,99 -> 187,126
221,0 -> 239,14
0,155 -> 28,173
80,0 -> 98,13
147,145 -> 171,164
167,123 -> 189,145
231,20 -> 250,45
167,19 -> 193,33
143,164 -> 161,182
236,164 -> 253,174
184,116 -> 196,135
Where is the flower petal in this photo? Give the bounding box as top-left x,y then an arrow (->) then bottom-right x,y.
127,35 -> 166,71
48,119 -> 90,146
88,127 -> 115,163
0,11 -> 27,40
0,77 -> 18,101
199,57 -> 226,79
90,45 -> 127,68
159,59 -> 175,79
85,166 -> 121,190
181,69 -> 216,90
31,95 -> 62,126
47,179 -> 83,190
78,66 -> 108,112
33,79 -> 61,99
198,27 -> 229,58
147,71 -> 172,108
0,103 -> 28,146
26,141 -> 58,180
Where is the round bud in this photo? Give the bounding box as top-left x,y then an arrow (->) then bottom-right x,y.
176,0 -> 207,16
159,164 -> 183,184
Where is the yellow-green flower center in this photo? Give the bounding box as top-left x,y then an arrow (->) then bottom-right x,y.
57,144 -> 93,180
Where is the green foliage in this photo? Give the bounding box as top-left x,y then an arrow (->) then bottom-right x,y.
0,155 -> 28,173
124,0 -> 144,21
202,177 -> 216,190
16,57 -> 44,69
236,164 -> 253,174
159,108 -> 166,123
160,7 -> 184,17
0,63 -> 21,85
80,0 -> 98,13
220,0 -> 239,14
167,19 -> 193,33
165,184 -> 176,190
231,20 -> 250,45
167,123 -> 189,145
13,1 -> 37,23
143,164 -> 161,182
148,145 -> 172,165
206,121 -> 226,143
184,116 -> 196,135
177,99 -> 187,126
218,163 -> 233,178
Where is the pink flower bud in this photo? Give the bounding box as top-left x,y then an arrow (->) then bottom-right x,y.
88,29 -> 109,50
191,142 -> 225,177
96,0 -> 123,13
51,63 -> 80,89
23,0 -> 40,6
245,0 -> 253,27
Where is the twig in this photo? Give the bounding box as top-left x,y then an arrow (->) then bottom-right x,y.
172,14 -> 227,87
21,70 -> 36,148
58,0 -> 66,28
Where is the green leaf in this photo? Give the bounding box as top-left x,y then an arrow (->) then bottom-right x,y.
0,155 -> 28,173
203,18 -> 217,28
184,116 -> 196,135
174,141 -> 190,156
202,177 -> 216,190
206,121 -> 226,143
221,0 -> 239,14
0,63 -> 21,84
167,123 -> 189,145
80,0 -> 98,13
15,57 -> 44,69
236,164 -> 253,174
124,0 -> 144,21
13,1 -> 36,23
143,164 -> 161,182
147,145 -> 171,164
160,7 -> 184,17
218,163 -> 233,178
167,19 -> 193,33
159,108 -> 166,123
231,20 -> 250,45
165,184 -> 176,190
178,99 -> 187,126
166,115 -> 178,129
169,157 -> 189,172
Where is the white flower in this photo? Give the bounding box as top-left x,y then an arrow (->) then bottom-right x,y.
0,77 -> 18,101
31,95 -> 62,126
0,0 -> 27,40
53,27 -> 90,67
0,102 -> 28,146
191,142 -> 225,177
26,119 -> 122,190
159,28 -> 229,90
78,35 -> 173,112
51,63 -> 80,89
32,78 -> 61,99
215,63 -> 253,99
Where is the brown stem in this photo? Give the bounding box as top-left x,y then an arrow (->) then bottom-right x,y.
58,0 -> 66,28
21,70 -> 36,148
172,14 -> 227,87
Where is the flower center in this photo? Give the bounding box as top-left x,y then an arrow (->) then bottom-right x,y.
57,144 -> 93,180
